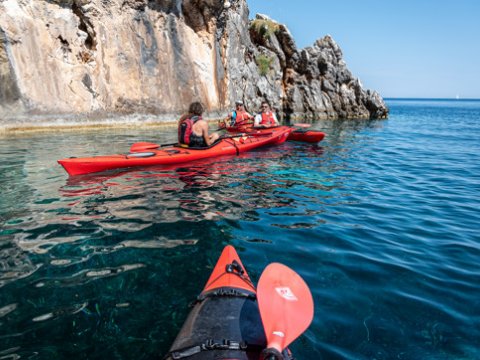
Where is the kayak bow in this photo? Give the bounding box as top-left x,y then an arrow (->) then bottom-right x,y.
164,245 -> 314,360
287,129 -> 325,143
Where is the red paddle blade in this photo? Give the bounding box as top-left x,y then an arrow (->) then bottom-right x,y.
257,263 -> 314,352
293,123 -> 311,128
129,142 -> 160,152
202,245 -> 255,294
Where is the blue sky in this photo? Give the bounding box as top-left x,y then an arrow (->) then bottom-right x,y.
247,0 -> 480,99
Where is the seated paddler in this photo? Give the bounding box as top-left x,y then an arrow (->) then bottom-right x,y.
178,102 -> 219,148
254,100 -> 279,129
224,100 -> 254,130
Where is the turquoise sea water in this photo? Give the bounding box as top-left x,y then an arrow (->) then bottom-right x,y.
0,99 -> 479,359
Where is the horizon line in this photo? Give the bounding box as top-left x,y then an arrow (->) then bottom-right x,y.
384,97 -> 480,101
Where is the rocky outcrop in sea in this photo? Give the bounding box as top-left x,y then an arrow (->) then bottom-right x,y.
0,0 -> 388,126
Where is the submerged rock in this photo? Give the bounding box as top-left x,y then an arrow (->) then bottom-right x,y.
0,0 -> 388,125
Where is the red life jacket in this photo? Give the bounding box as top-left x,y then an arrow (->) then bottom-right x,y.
233,110 -> 251,126
178,115 -> 201,145
260,112 -> 276,126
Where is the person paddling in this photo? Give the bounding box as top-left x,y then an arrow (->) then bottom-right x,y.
178,102 -> 219,148
254,101 -> 279,128
224,100 -> 254,128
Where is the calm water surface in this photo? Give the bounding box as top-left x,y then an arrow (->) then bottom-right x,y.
1,99 -> 479,359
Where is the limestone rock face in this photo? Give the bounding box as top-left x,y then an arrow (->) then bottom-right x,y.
248,16 -> 388,120
0,0 -> 388,123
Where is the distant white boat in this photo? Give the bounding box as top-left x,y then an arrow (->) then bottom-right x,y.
455,95 -> 460,100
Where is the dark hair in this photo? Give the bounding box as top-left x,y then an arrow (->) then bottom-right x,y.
261,101 -> 270,106
188,102 -> 204,116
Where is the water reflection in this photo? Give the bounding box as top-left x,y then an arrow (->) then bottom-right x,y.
58,149 -> 294,226
0,239 -> 42,288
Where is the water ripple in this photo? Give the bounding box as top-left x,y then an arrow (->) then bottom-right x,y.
32,302 -> 88,323
0,102 -> 479,359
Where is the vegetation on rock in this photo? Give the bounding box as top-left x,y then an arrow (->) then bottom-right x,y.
250,19 -> 279,40
256,54 -> 274,76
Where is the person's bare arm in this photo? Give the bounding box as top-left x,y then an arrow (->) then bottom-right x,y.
199,121 -> 211,146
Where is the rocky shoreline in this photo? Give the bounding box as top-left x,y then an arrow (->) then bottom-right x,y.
0,0 -> 388,131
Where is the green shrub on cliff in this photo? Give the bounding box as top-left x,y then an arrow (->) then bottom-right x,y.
256,54 -> 274,76
250,19 -> 279,40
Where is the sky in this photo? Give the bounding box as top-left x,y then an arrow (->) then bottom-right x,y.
247,0 -> 480,99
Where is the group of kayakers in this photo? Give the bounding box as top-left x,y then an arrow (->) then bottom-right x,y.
178,100 -> 280,148
224,100 -> 279,129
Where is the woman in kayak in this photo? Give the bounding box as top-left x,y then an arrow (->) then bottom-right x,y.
254,101 -> 279,128
178,102 -> 220,148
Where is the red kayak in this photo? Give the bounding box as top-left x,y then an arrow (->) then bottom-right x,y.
164,245 -> 314,360
226,125 -> 325,144
58,127 -> 292,176
287,129 -> 325,143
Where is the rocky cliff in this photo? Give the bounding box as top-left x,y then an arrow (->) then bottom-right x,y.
0,0 -> 388,126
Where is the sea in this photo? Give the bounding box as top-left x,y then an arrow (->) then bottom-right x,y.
0,99 -> 479,359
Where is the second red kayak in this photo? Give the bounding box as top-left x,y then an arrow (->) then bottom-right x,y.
226,125 -> 325,144
287,129 -> 325,143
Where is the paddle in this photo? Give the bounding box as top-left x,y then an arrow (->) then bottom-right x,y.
129,132 -> 273,152
257,263 -> 314,360
129,142 -> 163,152
227,132 -> 272,138
292,123 -> 311,129
227,123 -> 311,131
